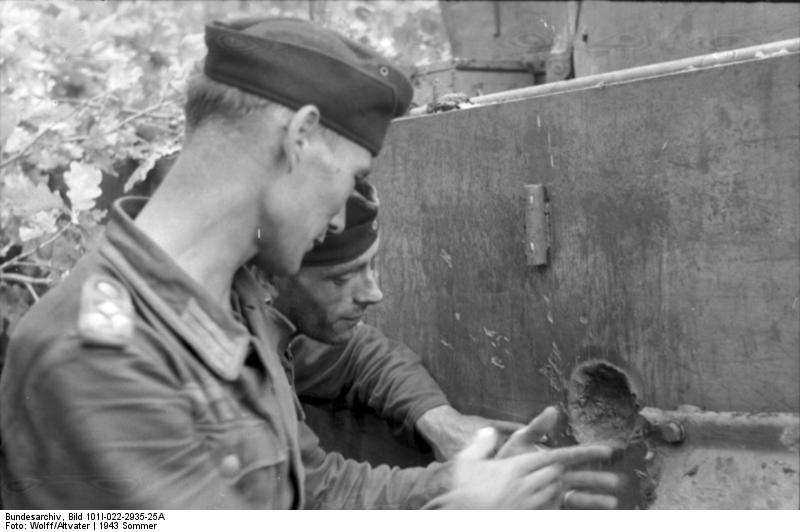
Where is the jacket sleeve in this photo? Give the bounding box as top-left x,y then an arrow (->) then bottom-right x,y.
292,324 -> 450,434
298,419 -> 451,509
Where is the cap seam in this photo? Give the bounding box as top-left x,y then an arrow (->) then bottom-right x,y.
207,22 -> 400,88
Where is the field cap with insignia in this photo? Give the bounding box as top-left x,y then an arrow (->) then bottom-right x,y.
204,17 -> 413,155
302,181 -> 379,267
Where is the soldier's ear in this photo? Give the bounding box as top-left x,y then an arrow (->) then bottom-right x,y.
283,105 -> 321,173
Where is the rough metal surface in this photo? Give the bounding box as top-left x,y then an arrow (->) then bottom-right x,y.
370,53 -> 799,417
641,407 -> 800,509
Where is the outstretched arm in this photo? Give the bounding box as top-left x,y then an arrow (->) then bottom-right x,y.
292,324 -> 522,459
299,411 -> 620,510
415,405 -> 523,460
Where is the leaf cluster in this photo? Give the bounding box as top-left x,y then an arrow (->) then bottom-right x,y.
0,0 -> 449,338
1,0 -> 200,303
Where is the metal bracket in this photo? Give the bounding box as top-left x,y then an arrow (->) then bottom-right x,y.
524,184 -> 552,266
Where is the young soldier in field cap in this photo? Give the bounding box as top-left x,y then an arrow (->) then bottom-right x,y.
0,17 -> 619,509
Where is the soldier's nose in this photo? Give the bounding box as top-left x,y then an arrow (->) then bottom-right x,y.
355,273 -> 383,306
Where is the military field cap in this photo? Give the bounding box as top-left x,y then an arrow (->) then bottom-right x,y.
302,182 -> 379,267
204,17 -> 413,155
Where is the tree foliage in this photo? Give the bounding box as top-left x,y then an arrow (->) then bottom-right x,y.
0,0 -> 449,347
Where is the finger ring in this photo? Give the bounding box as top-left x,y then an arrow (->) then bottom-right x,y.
562,489 -> 577,509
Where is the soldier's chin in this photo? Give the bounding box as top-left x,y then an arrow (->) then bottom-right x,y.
321,324 -> 358,345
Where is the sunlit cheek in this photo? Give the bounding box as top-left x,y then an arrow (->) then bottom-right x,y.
335,187 -> 352,216
326,292 -> 349,322
318,175 -> 348,219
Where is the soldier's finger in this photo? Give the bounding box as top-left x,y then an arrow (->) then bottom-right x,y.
562,471 -> 622,493
495,406 -> 559,458
522,405 -> 560,440
490,420 -> 525,435
508,443 -> 615,472
561,491 -> 618,510
537,444 -> 616,469
456,427 -> 498,462
519,463 -> 563,494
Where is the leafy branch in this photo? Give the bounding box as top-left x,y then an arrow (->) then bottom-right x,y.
60,98 -> 175,144
0,225 -> 69,271
54,98 -> 175,120
0,89 -> 113,169
0,120 -> 70,169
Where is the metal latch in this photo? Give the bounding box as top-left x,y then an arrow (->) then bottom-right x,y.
524,184 -> 552,266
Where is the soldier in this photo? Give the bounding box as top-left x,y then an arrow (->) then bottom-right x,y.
274,182 -> 524,462
0,17 -> 619,509
271,183 -> 621,509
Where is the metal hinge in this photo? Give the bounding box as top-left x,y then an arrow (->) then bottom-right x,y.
524,184 -> 552,266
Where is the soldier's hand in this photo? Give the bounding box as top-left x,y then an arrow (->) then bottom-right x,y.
495,405 -> 561,459
437,427 -> 561,509
435,426 -> 618,509
497,406 -> 622,510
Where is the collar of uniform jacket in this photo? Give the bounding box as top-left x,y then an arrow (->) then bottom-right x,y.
99,196 -> 281,381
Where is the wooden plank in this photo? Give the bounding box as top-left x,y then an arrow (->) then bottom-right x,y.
368,53 -> 800,420
439,1 -> 573,63
574,1 -> 800,76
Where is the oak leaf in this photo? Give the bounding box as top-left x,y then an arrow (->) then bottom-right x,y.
64,161 -> 102,212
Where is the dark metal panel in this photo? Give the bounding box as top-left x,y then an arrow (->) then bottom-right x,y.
369,53 -> 800,418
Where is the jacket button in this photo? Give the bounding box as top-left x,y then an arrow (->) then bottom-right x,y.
220,454 -> 241,477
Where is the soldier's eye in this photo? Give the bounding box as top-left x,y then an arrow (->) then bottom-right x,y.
330,274 -> 354,286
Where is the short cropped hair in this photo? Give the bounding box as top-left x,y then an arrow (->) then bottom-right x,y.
184,65 -> 274,136
183,67 -> 345,151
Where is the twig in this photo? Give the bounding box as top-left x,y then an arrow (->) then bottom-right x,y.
60,135 -> 90,143
0,272 -> 54,286
137,122 -> 177,135
54,98 -> 174,119
60,100 -> 176,144
24,281 -> 40,302
109,100 -> 169,133
0,225 -> 69,270
127,111 -> 174,120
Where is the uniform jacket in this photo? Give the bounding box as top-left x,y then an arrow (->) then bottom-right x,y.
290,324 -> 450,437
0,197 -> 449,509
